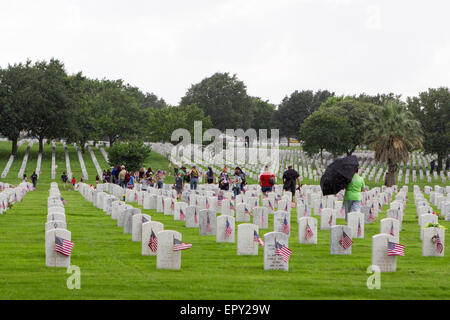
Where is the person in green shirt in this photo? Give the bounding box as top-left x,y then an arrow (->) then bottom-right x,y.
343,168 -> 365,221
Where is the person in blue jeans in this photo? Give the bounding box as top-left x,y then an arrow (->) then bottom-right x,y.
343,168 -> 365,221
189,166 -> 199,190
232,168 -> 242,196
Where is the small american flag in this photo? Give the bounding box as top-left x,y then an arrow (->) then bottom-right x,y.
369,207 -> 375,222
328,213 -> 333,227
357,220 -> 362,238
134,193 -> 138,201
206,214 -> 212,232
340,206 -> 345,217
230,202 -> 235,211
282,217 -> 290,235
319,202 -> 323,214
162,199 -> 165,211
171,201 -> 174,211
304,205 -> 308,217
194,211 -> 198,224
142,216 -> 149,223
206,199 -> 210,209
339,231 -> 353,250
275,240 -> 292,262
254,199 -> 258,208
390,223 -> 395,236
173,238 -> 192,251
387,241 -> 405,256
305,223 -> 314,240
60,197 -> 67,205
55,236 -> 74,256
253,230 -> 264,246
148,230 -> 158,252
225,219 -> 232,238
268,200 -> 274,211
435,234 -> 444,254
180,208 -> 186,221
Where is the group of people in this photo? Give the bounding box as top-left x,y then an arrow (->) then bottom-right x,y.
101,165 -> 167,191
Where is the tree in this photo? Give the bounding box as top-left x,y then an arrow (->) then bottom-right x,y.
298,111 -> 354,163
107,140 -> 152,172
0,61 -> 35,155
139,91 -> 168,110
364,103 -> 423,187
407,87 -> 450,173
27,59 -> 74,154
146,104 -> 212,143
94,79 -> 144,146
319,97 -> 380,155
272,90 -> 334,145
249,97 -> 275,131
355,93 -> 403,106
180,73 -> 252,131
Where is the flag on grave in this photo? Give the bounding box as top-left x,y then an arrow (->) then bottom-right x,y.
230,201 -> 235,211
206,198 -> 210,209
328,213 -> 333,227
435,234 -> 443,254
253,230 -> 264,246
268,200 -> 274,211
173,238 -> 192,251
390,223 -> 395,237
357,219 -> 362,238
275,240 -> 292,262
254,199 -> 258,208
340,206 -> 345,217
55,236 -> 74,256
387,241 -> 405,256
319,202 -> 323,214
339,231 -> 353,250
180,208 -> 186,221
60,197 -> 67,205
206,214 -> 212,232
283,217 -> 290,235
148,230 -> 158,252
305,223 -> 314,240
142,216 -> 149,223
225,219 -> 232,238
244,206 -> 251,215
369,206 -> 375,222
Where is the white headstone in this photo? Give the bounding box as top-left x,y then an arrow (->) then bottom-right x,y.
263,232 -> 289,271
330,225 -> 352,255
216,215 -> 235,243
156,230 -> 182,270
237,223 -> 259,255
371,233 -> 397,272
298,217 -> 318,244
142,221 -> 164,256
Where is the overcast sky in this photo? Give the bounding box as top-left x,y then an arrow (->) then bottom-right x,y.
1,0 -> 448,105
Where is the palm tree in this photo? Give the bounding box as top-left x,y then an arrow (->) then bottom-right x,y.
365,103 -> 423,187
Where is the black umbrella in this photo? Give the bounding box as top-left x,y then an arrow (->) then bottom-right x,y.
320,155 -> 359,196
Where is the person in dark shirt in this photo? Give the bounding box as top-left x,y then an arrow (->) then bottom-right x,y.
30,171 -> 38,188
282,165 -> 301,197
61,172 -> 68,189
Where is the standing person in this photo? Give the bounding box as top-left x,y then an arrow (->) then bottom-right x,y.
174,172 -> 183,200
206,167 -> 215,184
282,165 -> 301,197
30,171 -> 38,189
96,175 -> 100,185
218,167 -> 230,191
102,170 -> 107,183
80,176 -> 84,183
105,169 -> 111,183
139,167 -> 145,180
174,164 -> 179,177
430,160 -> 435,174
115,165 -> 121,184
141,173 -> 148,191
119,165 -> 127,188
189,166 -> 199,190
231,167 -> 242,196
128,174 -> 135,189
71,176 -> 76,189
343,167 -> 365,222
156,170 -> 165,189
259,165 -> 275,196
111,166 -> 117,184
238,167 -> 246,192
23,174 -> 28,182
61,172 -> 68,189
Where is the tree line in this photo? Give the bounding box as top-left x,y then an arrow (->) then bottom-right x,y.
0,59 -> 448,178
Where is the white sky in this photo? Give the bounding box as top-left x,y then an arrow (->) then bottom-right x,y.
0,0 -> 449,105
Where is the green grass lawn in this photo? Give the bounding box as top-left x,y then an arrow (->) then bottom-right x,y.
0,140 -> 449,300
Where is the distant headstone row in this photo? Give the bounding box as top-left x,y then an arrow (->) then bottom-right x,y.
0,181 -> 34,215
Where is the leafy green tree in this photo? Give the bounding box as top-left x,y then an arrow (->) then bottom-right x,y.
95,80 -> 144,146
273,90 -> 334,145
298,111 -> 354,163
319,97 -> 380,155
146,104 -> 212,143
0,61 -> 35,155
180,72 -> 252,131
27,59 -> 74,153
364,103 -> 423,186
354,93 -> 403,106
107,140 -> 152,172
250,97 -> 275,130
407,87 -> 450,172
139,91 -> 168,110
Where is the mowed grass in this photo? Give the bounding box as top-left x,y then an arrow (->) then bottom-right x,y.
0,140 -> 449,300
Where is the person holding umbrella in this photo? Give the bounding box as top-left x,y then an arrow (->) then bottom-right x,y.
343,167 -> 365,221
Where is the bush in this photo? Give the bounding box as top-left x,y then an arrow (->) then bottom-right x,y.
107,140 -> 151,172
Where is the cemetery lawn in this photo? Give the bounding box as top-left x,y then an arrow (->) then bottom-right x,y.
0,141 -> 449,299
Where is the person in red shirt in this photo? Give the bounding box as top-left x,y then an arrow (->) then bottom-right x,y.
72,177 -> 76,188
259,165 -> 275,196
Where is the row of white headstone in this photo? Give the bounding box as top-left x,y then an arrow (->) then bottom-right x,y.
0,181 -> 34,215
45,183 -> 71,267
1,139 -> 27,179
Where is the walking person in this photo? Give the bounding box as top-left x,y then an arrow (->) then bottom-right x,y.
343,167 -> 365,222
61,172 -> 68,189
30,171 -> 38,189
282,165 -> 301,198
71,176 -> 76,189
206,167 -> 215,184
174,172 -> 184,200
259,165 -> 275,196
119,165 -> 127,188
218,167 -> 230,191
189,166 -> 199,190
231,167 -> 242,197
